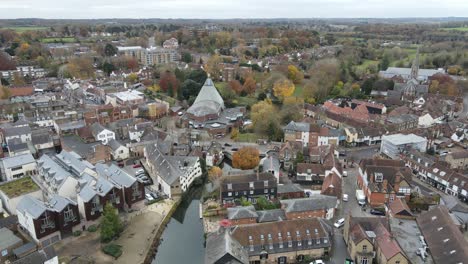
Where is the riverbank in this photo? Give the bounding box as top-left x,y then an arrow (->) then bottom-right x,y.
116,199 -> 175,264
142,198 -> 181,264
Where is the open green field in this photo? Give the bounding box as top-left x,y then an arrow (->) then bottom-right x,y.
237,133 -> 262,143
440,27 -> 468,32
3,26 -> 48,32
40,37 -> 77,43
293,84 -> 303,97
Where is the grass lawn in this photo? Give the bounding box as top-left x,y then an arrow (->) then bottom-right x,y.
293,84 -> 303,97
356,59 -> 379,72
237,133 -> 263,143
40,37 -> 77,43
3,26 -> 48,33
440,27 -> 468,32
0,177 -> 39,198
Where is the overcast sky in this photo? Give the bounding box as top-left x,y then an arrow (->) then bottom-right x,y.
1,0 -> 467,19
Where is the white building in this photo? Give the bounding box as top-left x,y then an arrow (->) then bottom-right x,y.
380,133 -> 427,159
144,143 -> 202,198
108,139 -> 130,161
90,123 -> 115,145
1,153 -> 37,182
0,177 -> 43,215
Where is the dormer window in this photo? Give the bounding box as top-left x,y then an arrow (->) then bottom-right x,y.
249,182 -> 254,189
264,181 -> 268,187
227,183 -> 232,190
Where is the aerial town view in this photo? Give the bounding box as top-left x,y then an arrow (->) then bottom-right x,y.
0,1 -> 467,264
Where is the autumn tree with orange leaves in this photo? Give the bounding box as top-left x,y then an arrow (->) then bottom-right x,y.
273,79 -> 295,100
232,147 -> 260,170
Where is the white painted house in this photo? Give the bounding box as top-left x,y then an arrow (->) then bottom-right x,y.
108,139 -> 130,160
144,143 -> 202,198
90,123 -> 115,145
1,153 -> 37,182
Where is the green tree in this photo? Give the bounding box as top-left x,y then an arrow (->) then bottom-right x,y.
104,44 -> 118,57
239,197 -> 252,206
181,52 -> 193,63
100,203 -> 122,243
380,54 -> 390,71
101,62 -> 116,76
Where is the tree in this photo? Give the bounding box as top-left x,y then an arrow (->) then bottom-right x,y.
0,52 -> 16,71
239,197 -> 252,206
205,54 -> 222,80
229,80 -> 243,94
100,203 -> 122,243
208,166 -> 223,181
159,71 -> 179,95
0,85 -> 11,99
230,128 -> 239,140
181,52 -> 193,63
101,62 -> 116,76
287,65 -> 304,84
126,73 -> 138,84
242,76 -> 256,95
380,54 -> 390,71
280,97 -> 304,124
12,72 -> 26,86
251,100 -> 279,134
104,43 -> 117,57
232,147 -> 260,170
273,79 -> 295,100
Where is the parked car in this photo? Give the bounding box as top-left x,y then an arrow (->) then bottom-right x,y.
342,194 -> 349,202
117,162 -> 124,168
135,169 -> 145,174
150,192 -> 158,199
145,193 -> 154,202
138,176 -> 149,181
224,143 -> 232,147
310,260 -> 325,264
370,209 -> 386,216
334,218 -> 345,228
343,171 -> 348,177
133,164 -> 142,168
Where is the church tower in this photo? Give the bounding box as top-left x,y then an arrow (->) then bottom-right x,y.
410,47 -> 420,80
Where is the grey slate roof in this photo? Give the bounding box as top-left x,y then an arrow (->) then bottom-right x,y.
257,209 -> 286,223
55,150 -> 95,176
79,174 -> 115,202
16,195 -> 47,219
37,154 -> 72,187
1,153 -> 35,169
48,194 -> 76,212
108,139 -> 125,151
90,122 -> 107,137
227,206 -> 258,220
386,114 -> 418,124
186,78 -> 225,117
95,163 -> 136,188
205,229 -> 249,264
12,245 -> 57,264
3,126 -> 31,138
280,195 -> 338,213
145,143 -> 199,185
31,130 -> 53,145
0,227 -> 22,250
283,121 -> 310,132
277,183 -> 304,194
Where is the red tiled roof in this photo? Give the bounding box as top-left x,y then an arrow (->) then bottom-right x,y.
8,86 -> 34,97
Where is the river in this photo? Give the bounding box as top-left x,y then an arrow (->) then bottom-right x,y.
152,194 -> 205,264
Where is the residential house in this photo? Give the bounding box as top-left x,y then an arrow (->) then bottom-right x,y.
1,125 -> 32,144
205,228 -> 249,264
16,195 -> 81,245
205,141 -> 224,167
280,195 -> 337,220
279,141 -> 303,170
388,198 -> 414,219
230,218 -> 331,264
220,172 -> 277,205
128,122 -> 153,142
380,133 -> 427,159
296,163 -> 326,185
386,114 -> 419,132
323,101 -> 370,124
358,159 -> 413,206
321,172 -> 342,199
445,151 -> 468,170
417,206 -> 468,264
1,153 -> 37,182
144,143 -> 202,198
227,206 -> 258,225
261,154 -> 281,183
351,100 -> 387,115
108,139 -> 129,161
90,123 -> 115,145
344,215 -> 409,264
283,121 -> 319,147
403,151 -> 468,202
277,184 -> 304,199
7,138 -> 31,157
11,245 -> 58,264
95,163 -> 145,208
318,127 -> 342,146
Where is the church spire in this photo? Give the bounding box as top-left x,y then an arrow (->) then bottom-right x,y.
410,46 -> 420,80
